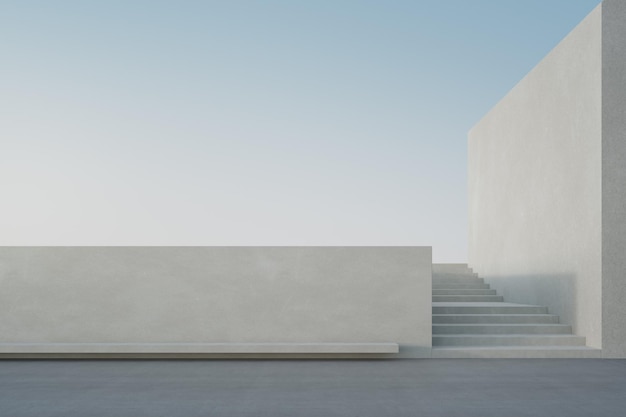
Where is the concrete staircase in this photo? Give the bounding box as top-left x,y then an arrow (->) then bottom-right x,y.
431,264 -> 601,358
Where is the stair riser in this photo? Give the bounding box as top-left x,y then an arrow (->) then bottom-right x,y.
433,270 -> 477,275
433,306 -> 549,314
433,280 -> 485,287
433,289 -> 497,295
433,295 -> 504,302
433,274 -> 480,281
432,336 -> 586,347
433,284 -> 491,290
432,325 -> 572,335
433,315 -> 560,324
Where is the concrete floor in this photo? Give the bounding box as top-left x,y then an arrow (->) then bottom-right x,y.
1,360 -> 625,416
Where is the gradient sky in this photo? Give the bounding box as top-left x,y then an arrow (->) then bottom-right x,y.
1,0 -> 601,261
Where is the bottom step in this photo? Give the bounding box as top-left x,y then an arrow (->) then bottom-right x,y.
431,346 -> 602,358
433,334 -> 586,347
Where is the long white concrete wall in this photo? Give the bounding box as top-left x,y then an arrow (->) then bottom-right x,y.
0,247 -> 431,357
469,5 -> 603,348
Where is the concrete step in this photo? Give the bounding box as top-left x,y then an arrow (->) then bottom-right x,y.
432,314 -> 560,324
432,283 -> 491,290
432,264 -> 474,275
432,324 -> 572,335
432,302 -> 549,315
433,278 -> 484,286
433,273 -> 480,281
430,269 -> 593,356
431,346 -> 602,358
432,289 -> 497,296
432,334 -> 586,347
432,295 -> 504,302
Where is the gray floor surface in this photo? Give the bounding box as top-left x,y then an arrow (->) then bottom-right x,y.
1,359 -> 625,417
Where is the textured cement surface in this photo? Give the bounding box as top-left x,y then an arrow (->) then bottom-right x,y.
602,0 -> 626,358
0,247 -> 431,357
1,360 -> 625,416
468,4 -> 603,349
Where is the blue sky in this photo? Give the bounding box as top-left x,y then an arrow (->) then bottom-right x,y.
1,0 -> 601,261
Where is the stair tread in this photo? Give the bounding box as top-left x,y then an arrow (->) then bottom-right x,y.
433,314 -> 557,316
433,302 -> 540,307
433,286 -> 490,289
431,346 -> 601,358
432,346 -> 598,350
433,334 -> 583,338
433,322 -> 569,327
433,277 -> 480,279
433,293 -> 497,297
433,295 -> 502,298
433,314 -> 560,324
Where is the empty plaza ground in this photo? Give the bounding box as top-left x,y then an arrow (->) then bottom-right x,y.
0,359 -> 625,416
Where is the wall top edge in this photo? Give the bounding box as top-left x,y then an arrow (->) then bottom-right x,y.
0,245 -> 433,250
468,2 -> 603,139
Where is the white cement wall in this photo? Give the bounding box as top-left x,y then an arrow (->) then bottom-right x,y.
469,5 -> 603,348
0,247 -> 431,357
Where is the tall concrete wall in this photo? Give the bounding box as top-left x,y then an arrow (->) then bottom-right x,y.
0,246 -> 431,357
602,0 -> 626,358
469,5 -> 603,348
470,0 -> 626,357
